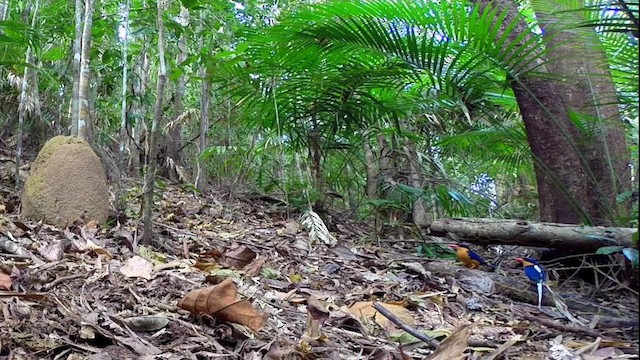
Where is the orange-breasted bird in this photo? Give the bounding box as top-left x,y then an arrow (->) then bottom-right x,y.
515,257 -> 546,309
448,244 -> 494,269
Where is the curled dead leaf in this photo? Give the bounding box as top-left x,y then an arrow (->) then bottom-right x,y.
223,245 -> 256,269
177,278 -> 269,332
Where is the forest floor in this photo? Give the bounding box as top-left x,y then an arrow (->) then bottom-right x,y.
0,158 -> 638,359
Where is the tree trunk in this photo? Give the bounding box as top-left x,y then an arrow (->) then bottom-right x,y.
195,12 -> 209,191
69,0 -> 82,135
404,139 -> 429,226
472,0 -> 631,226
15,0 -> 39,188
130,49 -> 150,175
195,79 -> 210,191
165,7 -> 188,181
363,141 -> 378,200
308,115 -> 325,210
117,0 -> 130,214
77,0 -> 95,142
142,0 -> 167,245
533,3 -> 631,225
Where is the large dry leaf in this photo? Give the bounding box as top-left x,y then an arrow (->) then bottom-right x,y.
348,301 -> 414,332
428,324 -> 471,360
120,256 -> 153,280
223,245 -> 256,269
177,278 -> 269,332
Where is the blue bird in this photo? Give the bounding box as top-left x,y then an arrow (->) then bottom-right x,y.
515,257 -> 546,309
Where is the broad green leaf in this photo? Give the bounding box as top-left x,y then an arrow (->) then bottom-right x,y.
595,246 -> 624,255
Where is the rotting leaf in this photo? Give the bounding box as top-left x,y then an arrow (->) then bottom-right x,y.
120,256 -> 153,280
223,245 -> 256,269
177,278 -> 269,332
428,324 -> 471,360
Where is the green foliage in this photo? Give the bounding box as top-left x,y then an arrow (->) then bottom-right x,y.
596,245 -> 640,267
417,243 -> 457,260
1,0 -> 637,229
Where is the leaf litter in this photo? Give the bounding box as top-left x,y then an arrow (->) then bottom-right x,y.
0,183 -> 637,359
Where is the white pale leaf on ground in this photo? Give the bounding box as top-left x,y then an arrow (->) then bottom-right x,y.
120,255 -> 153,280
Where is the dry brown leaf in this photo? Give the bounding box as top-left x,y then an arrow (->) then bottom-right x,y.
244,256 -> 266,277
348,301 -> 414,332
177,278 -> 269,332
0,271 -> 12,290
223,245 -> 256,269
428,324 -> 471,360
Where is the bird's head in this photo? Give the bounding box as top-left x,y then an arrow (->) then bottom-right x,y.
514,257 -> 538,267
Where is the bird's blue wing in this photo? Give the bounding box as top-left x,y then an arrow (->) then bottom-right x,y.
524,265 -> 545,283
468,250 -> 487,265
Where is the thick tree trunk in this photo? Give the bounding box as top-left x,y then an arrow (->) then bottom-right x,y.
472,0 -> 631,226
142,0 -> 167,245
70,0 -> 82,135
428,217 -> 635,250
77,0 -> 95,142
534,4 -> 631,225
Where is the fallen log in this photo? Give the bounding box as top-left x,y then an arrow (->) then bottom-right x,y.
427,218 -> 635,251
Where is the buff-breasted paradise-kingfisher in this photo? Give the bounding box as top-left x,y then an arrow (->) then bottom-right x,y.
515,257 -> 546,309
448,244 -> 494,269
